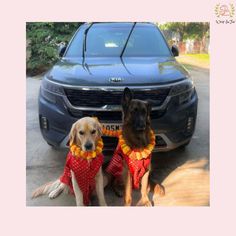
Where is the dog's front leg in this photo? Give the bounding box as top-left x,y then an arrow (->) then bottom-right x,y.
137,170 -> 152,207
71,171 -> 84,206
95,168 -> 107,206
48,181 -> 66,199
124,171 -> 132,206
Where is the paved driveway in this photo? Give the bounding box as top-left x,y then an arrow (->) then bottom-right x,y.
26,67 -> 209,206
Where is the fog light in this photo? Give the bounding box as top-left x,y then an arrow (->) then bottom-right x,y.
41,116 -> 48,130
186,117 -> 194,132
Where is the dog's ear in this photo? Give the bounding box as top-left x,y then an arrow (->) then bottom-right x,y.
146,101 -> 152,115
146,101 -> 152,124
69,122 -> 77,145
122,87 -> 133,111
94,118 -> 102,137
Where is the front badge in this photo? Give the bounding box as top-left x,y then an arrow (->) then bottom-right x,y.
109,77 -> 124,83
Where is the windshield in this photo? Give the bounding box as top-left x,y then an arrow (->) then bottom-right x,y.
65,23 -> 171,57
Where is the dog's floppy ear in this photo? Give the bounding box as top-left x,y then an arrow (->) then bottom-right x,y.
122,87 -> 133,111
69,122 -> 77,145
93,117 -> 102,137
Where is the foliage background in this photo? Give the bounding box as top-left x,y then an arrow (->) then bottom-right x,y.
26,22 -> 209,76
158,22 -> 209,41
26,22 -> 83,75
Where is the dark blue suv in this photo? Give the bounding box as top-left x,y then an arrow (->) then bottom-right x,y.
39,22 -> 198,151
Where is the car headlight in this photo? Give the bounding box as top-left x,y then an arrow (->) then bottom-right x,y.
40,76 -> 65,103
169,78 -> 195,105
178,88 -> 195,104
41,76 -> 65,95
169,79 -> 194,96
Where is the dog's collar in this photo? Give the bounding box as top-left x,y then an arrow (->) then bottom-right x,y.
102,128 -> 122,137
70,138 -> 104,160
102,128 -> 155,160
119,130 -> 155,160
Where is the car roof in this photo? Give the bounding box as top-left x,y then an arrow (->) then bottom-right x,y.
82,22 -> 156,28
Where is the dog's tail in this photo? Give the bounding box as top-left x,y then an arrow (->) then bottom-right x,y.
32,180 -> 68,199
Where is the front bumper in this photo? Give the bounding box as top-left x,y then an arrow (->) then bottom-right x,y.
38,85 -> 198,152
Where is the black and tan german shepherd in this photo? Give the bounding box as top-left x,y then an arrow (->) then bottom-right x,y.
121,87 -> 165,206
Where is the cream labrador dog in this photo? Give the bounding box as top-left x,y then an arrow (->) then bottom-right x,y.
32,117 -> 107,206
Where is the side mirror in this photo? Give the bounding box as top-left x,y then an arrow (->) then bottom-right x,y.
171,45 -> 179,57
58,44 -> 67,57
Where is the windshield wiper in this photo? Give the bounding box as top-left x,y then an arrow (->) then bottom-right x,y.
82,23 -> 93,65
120,22 -> 136,58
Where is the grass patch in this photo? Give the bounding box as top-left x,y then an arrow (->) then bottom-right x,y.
177,54 -> 209,70
184,54 -> 209,61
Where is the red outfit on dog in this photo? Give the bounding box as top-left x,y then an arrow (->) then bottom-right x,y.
106,145 -> 151,189
60,152 -> 103,205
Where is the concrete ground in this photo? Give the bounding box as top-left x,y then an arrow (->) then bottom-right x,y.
26,66 -> 209,206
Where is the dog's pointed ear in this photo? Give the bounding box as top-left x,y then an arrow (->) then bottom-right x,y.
69,122 -> 77,146
146,101 -> 152,114
122,87 -> 133,111
146,101 -> 152,124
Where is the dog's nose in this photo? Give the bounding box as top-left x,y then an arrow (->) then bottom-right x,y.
135,124 -> 146,131
84,142 -> 93,151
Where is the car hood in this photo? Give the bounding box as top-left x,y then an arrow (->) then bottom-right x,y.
47,57 -> 189,86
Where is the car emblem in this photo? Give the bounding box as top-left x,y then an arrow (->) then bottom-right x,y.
109,77 -> 124,83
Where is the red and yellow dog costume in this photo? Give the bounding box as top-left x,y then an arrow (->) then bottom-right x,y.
60,152 -> 103,206
60,139 -> 104,206
103,128 -> 155,189
59,128 -> 155,205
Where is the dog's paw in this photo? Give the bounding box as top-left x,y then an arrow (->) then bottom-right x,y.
99,201 -> 107,206
144,200 -> 152,207
124,202 -> 132,207
124,198 -> 132,206
136,198 -> 152,207
124,196 -> 132,206
49,189 -> 61,199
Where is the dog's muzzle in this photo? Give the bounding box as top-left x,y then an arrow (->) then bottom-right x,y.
84,142 -> 93,151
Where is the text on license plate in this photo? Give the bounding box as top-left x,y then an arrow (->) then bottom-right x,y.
102,123 -> 122,131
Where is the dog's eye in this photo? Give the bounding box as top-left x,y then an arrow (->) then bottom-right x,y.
79,131 -> 84,135
91,130 -> 96,134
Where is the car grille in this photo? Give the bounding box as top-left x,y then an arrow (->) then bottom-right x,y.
102,136 -> 119,150
101,135 -> 166,151
68,109 -> 166,121
155,135 -> 167,147
64,88 -> 170,107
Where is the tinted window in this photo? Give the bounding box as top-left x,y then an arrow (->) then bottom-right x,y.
123,26 -> 171,57
86,23 -> 133,57
65,23 -> 171,57
65,27 -> 84,57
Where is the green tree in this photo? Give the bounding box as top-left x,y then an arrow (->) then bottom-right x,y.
159,22 -> 209,41
26,22 -> 83,75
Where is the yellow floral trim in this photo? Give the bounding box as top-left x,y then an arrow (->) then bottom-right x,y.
102,128 -> 121,137
70,138 -> 104,160
102,128 -> 156,160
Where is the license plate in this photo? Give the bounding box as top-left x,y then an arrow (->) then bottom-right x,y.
102,123 -> 122,131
